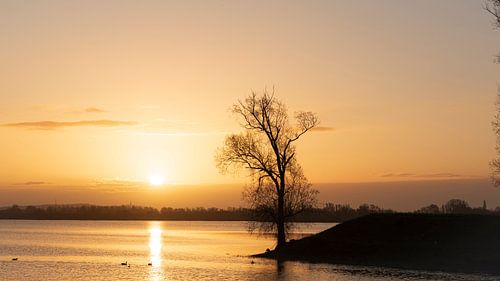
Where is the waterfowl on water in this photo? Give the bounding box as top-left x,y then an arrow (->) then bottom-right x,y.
148,262 -> 152,266
12,258 -> 18,261
121,261 -> 127,266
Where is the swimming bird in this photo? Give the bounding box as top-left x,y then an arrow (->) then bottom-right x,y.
148,262 -> 152,266
12,258 -> 18,261
121,261 -> 127,266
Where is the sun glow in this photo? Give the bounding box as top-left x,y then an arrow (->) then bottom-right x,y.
148,222 -> 164,280
149,225 -> 162,265
149,175 -> 165,186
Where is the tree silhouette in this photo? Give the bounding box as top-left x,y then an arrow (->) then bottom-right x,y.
492,94 -> 500,187
243,161 -> 318,238
442,199 -> 471,214
485,0 -> 500,27
416,204 -> 440,214
216,89 -> 319,250
488,0 -> 500,187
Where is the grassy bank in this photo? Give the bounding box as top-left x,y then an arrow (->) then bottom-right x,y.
255,213 -> 500,275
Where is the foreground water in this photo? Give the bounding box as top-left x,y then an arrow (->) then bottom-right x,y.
0,220 -> 496,281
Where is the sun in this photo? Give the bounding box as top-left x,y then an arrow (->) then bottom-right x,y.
149,175 -> 165,186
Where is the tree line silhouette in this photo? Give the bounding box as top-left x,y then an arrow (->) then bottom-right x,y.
0,199 -> 496,221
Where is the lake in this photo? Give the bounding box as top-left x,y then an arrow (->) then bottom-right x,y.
0,220 -> 496,281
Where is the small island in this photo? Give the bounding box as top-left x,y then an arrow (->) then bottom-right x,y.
256,213 -> 500,275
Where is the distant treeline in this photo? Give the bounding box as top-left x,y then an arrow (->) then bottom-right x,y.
0,203 -> 391,221
415,199 -> 494,215
0,199 -> 497,222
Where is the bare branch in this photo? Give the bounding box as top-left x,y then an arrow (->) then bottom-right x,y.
485,0 -> 500,27
216,89 -> 320,248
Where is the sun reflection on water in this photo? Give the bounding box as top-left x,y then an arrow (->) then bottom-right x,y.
148,222 -> 164,281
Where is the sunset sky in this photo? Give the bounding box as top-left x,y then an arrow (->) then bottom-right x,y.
1,0 -> 500,209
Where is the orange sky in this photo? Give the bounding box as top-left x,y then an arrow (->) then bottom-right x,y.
1,0 -> 499,208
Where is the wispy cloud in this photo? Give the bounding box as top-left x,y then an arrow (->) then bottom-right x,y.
31,105 -> 107,114
311,126 -> 334,132
381,173 -> 464,179
417,173 -> 463,178
3,120 -> 138,130
70,107 -> 107,114
16,181 -> 48,185
381,173 -> 416,178
88,178 -> 145,192
83,107 -> 106,113
130,130 -> 230,137
117,118 -> 225,137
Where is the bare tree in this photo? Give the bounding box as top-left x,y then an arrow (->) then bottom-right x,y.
416,204 -> 440,214
243,161 -> 318,237
491,91 -> 500,187
442,199 -> 471,214
487,1 -> 500,186
216,89 -> 319,250
486,0 -> 500,63
485,0 -> 500,27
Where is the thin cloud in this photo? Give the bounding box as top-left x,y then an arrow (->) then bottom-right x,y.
16,181 -> 47,185
91,179 -> 142,187
417,173 -> 462,178
84,107 -> 106,113
89,178 -> 144,193
71,107 -> 107,114
311,126 -> 334,132
121,119 -> 225,137
381,173 -> 463,179
3,120 -> 137,130
31,105 -> 107,114
381,173 -> 415,178
130,130 -> 231,137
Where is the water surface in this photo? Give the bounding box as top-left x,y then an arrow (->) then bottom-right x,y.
0,220 -> 496,280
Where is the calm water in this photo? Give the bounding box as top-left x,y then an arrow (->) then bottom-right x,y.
0,220 -> 496,281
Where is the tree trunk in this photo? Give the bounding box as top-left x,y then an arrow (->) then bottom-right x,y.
276,188 -> 286,251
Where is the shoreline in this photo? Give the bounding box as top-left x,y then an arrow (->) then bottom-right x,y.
254,213 -> 500,275
0,218 -> 340,223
